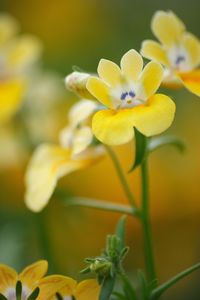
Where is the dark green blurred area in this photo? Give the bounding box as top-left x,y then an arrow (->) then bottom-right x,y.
1,1 -> 200,299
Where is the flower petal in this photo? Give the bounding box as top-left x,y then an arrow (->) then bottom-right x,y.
72,126 -> 93,156
182,32 -> 200,68
58,277 -> 77,297
141,40 -> 169,66
7,35 -> 42,71
75,279 -> 100,300
151,11 -> 185,47
134,94 -> 176,136
178,69 -> 200,96
0,79 -> 26,124
97,59 -> 121,86
38,275 -> 74,300
68,99 -> 97,127
19,260 -> 48,289
0,264 -> 17,293
139,61 -> 164,99
120,49 -> 143,81
87,77 -> 114,109
92,109 -> 135,145
25,144 -> 86,212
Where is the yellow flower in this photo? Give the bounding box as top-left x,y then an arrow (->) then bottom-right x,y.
0,13 -> 42,124
0,260 -> 68,300
52,277 -> 100,300
86,49 -> 175,146
25,99 -> 105,212
141,10 -> 200,96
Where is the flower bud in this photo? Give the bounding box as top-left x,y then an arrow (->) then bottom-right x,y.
90,258 -> 112,277
65,71 -> 95,99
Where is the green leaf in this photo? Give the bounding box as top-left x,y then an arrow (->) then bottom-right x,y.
112,291 -> 127,300
150,262 -> 200,300
129,129 -> 147,172
147,135 -> 186,154
27,288 -> 40,300
100,275 -> 116,300
119,272 -> 137,300
137,270 -> 148,300
115,215 -> 127,250
0,294 -> 7,300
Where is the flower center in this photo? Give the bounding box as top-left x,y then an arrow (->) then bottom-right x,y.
175,55 -> 185,66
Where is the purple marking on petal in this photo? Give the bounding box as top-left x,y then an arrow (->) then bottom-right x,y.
175,56 -> 185,65
120,92 -> 128,100
129,90 -> 135,98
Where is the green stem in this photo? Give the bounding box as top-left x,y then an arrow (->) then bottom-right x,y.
64,197 -> 140,216
141,158 -> 157,289
105,145 -> 137,209
35,211 -> 55,273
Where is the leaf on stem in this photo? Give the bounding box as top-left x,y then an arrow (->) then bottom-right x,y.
100,275 -> 116,300
129,129 -> 147,172
147,135 -> 186,154
150,262 -> 200,299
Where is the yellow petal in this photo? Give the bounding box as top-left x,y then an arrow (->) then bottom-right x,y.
120,49 -> 143,81
182,33 -> 200,68
0,13 -> 19,45
87,77 -> 114,109
58,277 -> 77,296
19,260 -> 48,289
38,275 -> 73,300
0,79 -> 26,124
7,34 -> 42,70
92,109 -> 135,145
68,99 -> 97,127
151,11 -> 185,47
134,94 -> 176,136
178,69 -> 200,96
72,126 -> 93,156
139,61 -> 164,98
75,279 -> 100,300
141,40 -> 169,66
98,59 -> 121,86
25,144 -> 86,212
0,264 -> 17,293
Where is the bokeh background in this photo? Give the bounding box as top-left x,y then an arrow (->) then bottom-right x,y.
1,0 -> 200,299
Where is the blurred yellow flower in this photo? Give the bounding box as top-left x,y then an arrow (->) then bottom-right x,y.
0,13 -> 42,124
87,49 -> 175,146
53,277 -> 100,300
25,99 -> 105,212
0,260 -> 68,300
141,11 -> 200,96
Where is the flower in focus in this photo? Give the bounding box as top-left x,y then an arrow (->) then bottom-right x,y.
25,99 -> 105,212
0,13 -> 42,124
54,277 -> 100,300
87,49 -> 175,145
0,260 -> 68,300
141,10 -> 200,96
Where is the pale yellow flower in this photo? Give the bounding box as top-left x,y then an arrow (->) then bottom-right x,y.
25,99 -> 105,212
141,11 -> 200,96
0,13 -> 42,124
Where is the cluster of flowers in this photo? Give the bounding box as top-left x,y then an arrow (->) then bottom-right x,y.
25,10 -> 200,212
0,10 -> 200,300
0,260 -> 100,299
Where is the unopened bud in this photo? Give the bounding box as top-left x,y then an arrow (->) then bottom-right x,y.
90,258 -> 112,277
65,71 -> 94,99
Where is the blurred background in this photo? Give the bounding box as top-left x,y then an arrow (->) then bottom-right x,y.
0,0 -> 200,299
